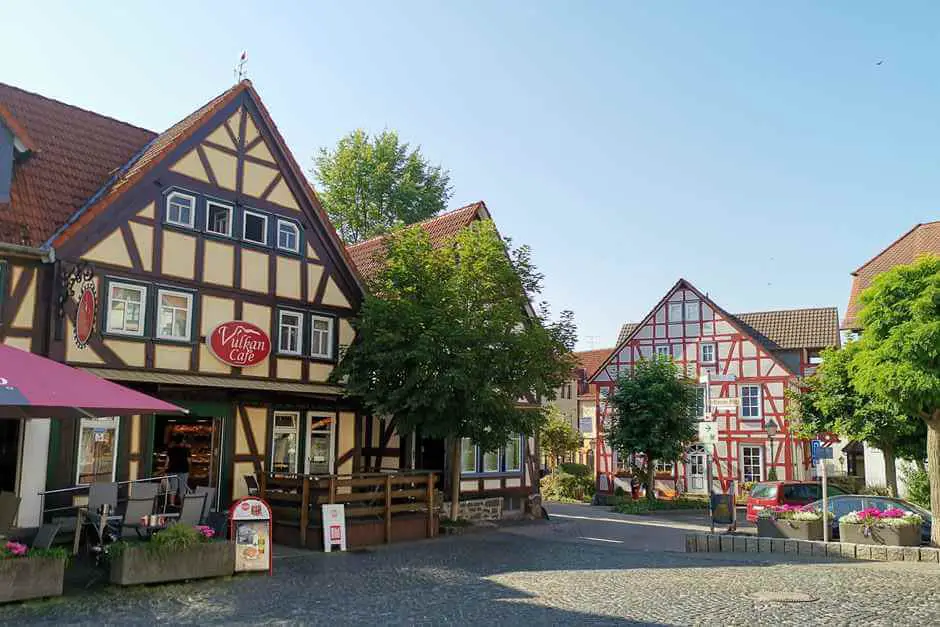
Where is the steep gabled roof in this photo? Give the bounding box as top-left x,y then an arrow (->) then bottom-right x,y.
843,221 -> 940,330
574,348 -> 614,378
0,82 -> 155,246
345,201 -> 488,280
616,323 -> 639,345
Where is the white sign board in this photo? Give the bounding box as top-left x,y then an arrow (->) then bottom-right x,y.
698,421 -> 719,446
321,504 -> 347,552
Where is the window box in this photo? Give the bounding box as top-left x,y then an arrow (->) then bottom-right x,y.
205,201 -> 233,237
0,555 -> 66,603
109,541 -> 234,586
242,209 -> 269,246
156,289 -> 194,342
106,281 -> 146,337
276,219 -> 300,253
166,191 -> 195,228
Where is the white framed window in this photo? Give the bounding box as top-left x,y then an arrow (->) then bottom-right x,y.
310,315 -> 334,359
741,445 -> 763,482
107,281 -> 146,336
277,219 -> 300,253
684,302 -> 699,321
305,413 -> 336,474
166,192 -> 195,228
741,385 -> 761,418
271,412 -> 300,474
668,303 -> 683,321
654,459 -> 674,474
278,310 -> 303,355
482,448 -> 500,473
460,438 -> 477,473
693,386 -> 707,418
76,417 -> 119,484
672,344 -> 683,361
243,209 -> 268,245
504,435 -> 523,472
205,200 -> 233,237
655,345 -> 670,359
156,289 -> 193,341
700,343 -> 716,363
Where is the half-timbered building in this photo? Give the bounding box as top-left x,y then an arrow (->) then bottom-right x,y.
0,80 -> 365,525
588,279 -> 839,497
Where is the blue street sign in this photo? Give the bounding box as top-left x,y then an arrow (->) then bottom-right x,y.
811,440 -> 833,462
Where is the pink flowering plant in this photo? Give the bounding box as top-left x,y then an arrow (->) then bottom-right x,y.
757,504 -> 830,521
840,507 -> 923,534
195,525 -> 216,539
1,540 -> 66,560
2,541 -> 28,558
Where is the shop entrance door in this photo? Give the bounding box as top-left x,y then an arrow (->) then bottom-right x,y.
305,413 -> 335,475
0,419 -> 21,493
687,445 -> 707,494
152,415 -> 223,506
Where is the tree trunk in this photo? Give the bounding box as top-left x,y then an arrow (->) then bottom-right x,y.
882,444 -> 899,497
927,418 -> 940,547
449,438 -> 461,521
646,455 -> 656,502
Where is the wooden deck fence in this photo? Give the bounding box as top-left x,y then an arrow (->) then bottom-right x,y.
260,471 -> 437,547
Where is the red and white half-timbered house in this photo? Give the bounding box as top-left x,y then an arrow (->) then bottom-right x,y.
588,279 -> 839,496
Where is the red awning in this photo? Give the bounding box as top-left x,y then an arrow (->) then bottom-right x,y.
0,344 -> 186,419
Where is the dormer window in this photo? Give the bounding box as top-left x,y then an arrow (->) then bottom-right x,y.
243,209 -> 268,245
206,201 -> 232,237
166,192 -> 195,228
277,219 -> 300,253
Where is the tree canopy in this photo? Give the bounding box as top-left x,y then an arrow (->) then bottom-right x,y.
789,343 -> 923,496
335,219 -> 576,514
540,407 -> 581,469
607,357 -> 699,500
850,255 -> 940,545
313,129 -> 452,243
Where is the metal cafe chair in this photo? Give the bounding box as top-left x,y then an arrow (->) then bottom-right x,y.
0,491 -> 21,536
31,523 -> 61,549
193,486 -> 216,523
120,497 -> 159,539
244,474 -> 260,496
177,493 -> 207,526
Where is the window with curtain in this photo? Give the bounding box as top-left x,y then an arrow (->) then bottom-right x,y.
76,417 -> 119,483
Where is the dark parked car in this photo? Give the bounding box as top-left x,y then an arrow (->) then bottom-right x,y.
746,481 -> 847,522
806,494 -> 932,544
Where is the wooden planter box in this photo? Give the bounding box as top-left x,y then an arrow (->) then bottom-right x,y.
0,557 -> 66,603
757,517 -> 823,541
110,542 -> 235,586
839,522 -> 921,547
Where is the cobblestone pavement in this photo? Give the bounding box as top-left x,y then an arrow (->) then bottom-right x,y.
2,521 -> 939,625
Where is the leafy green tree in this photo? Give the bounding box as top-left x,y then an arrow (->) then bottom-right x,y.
313,129 -> 452,243
850,256 -> 940,545
540,407 -> 581,470
335,220 -> 576,518
789,343 -> 924,496
607,357 -> 699,501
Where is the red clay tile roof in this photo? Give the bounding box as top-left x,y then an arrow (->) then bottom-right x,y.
0,82 -> 155,246
345,201 -> 487,279
616,307 -> 838,352
843,221 -> 940,330
574,348 -> 614,377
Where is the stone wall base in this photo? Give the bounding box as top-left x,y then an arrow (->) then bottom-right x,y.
440,497 -> 503,522
685,533 -> 940,564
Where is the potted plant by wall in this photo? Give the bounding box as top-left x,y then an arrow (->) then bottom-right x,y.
838,508 -> 923,547
756,505 -> 827,540
110,524 -> 235,586
0,541 -> 68,603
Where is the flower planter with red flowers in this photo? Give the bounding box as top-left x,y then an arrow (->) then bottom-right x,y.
756,505 -> 827,541
838,508 -> 923,547
0,541 -> 67,604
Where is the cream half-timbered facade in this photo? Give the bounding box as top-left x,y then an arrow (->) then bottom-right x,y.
589,279 -> 839,496
0,80 -> 373,521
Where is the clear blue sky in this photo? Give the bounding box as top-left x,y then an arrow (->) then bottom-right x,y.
4,2 -> 938,350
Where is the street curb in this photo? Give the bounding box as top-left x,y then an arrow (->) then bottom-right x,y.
684,533 -> 940,564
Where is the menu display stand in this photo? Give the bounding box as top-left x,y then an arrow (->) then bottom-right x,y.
229,497 -> 273,574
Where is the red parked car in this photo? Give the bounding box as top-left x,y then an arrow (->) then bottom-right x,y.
745,481 -> 847,522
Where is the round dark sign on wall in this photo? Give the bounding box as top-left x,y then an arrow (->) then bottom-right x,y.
207,321 -> 272,367
74,284 -> 97,349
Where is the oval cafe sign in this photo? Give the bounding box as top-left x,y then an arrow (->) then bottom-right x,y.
207,322 -> 271,367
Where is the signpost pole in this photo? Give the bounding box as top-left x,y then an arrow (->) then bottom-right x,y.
707,452 -> 714,534
821,459 -> 829,543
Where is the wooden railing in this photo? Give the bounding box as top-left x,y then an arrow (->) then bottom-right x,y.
261,471 -> 437,547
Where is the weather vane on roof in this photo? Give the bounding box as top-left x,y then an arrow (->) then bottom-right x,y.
234,51 -> 248,82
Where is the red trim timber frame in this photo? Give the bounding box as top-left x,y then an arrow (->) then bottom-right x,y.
590,279 -> 802,495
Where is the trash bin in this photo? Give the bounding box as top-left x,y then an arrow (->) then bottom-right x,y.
630,477 -> 641,499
